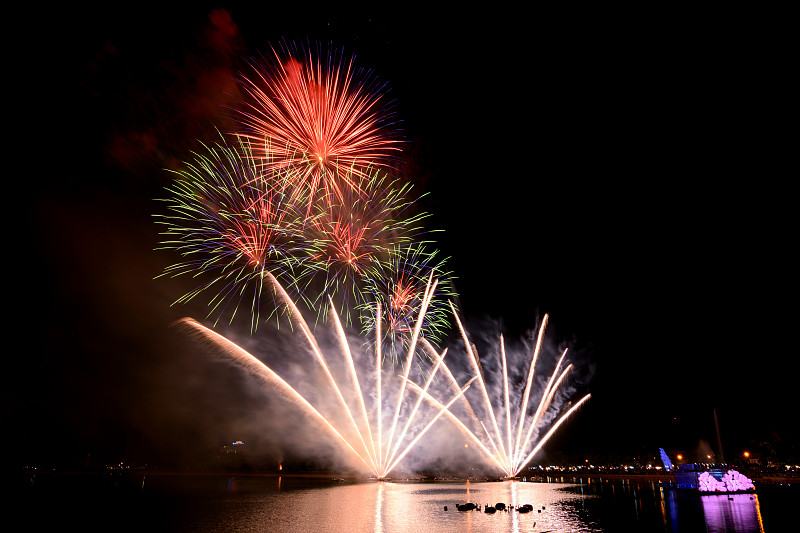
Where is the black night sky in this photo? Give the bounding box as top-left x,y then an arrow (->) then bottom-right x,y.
9,5 -> 795,472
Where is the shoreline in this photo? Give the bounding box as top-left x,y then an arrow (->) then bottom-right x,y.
19,468 -> 800,486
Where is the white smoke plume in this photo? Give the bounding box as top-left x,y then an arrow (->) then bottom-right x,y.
171,281 -> 593,478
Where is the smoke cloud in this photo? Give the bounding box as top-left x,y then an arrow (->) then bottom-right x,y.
170,302 -> 594,477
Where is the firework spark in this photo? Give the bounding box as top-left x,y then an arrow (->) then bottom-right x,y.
359,242 -> 456,363
234,43 -> 402,212
299,170 -> 431,328
155,133 -> 449,338
175,272 -> 470,479
155,133 -> 313,330
157,44 -> 453,340
411,306 -> 591,478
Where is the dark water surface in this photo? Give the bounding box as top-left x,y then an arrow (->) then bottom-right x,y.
16,473 -> 796,532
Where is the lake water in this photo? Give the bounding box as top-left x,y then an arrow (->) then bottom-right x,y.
17,473 -> 795,532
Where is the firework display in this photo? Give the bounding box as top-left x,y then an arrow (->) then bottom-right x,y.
358,242 -> 456,362
156,40 -> 589,476
301,169 -> 431,329
410,309 -> 591,478
174,272 -> 588,478
155,134 -> 313,330
157,43 -> 454,344
234,43 -> 402,212
175,273 -> 468,479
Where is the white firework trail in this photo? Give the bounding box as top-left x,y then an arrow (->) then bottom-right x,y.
175,271 -> 470,479
430,303 -> 591,478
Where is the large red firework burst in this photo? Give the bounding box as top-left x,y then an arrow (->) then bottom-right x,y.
234,43 -> 402,213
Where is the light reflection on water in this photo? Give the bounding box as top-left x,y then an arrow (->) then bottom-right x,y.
20,473 -> 795,532
570,477 -> 774,533
698,493 -> 764,533
186,479 -> 597,533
